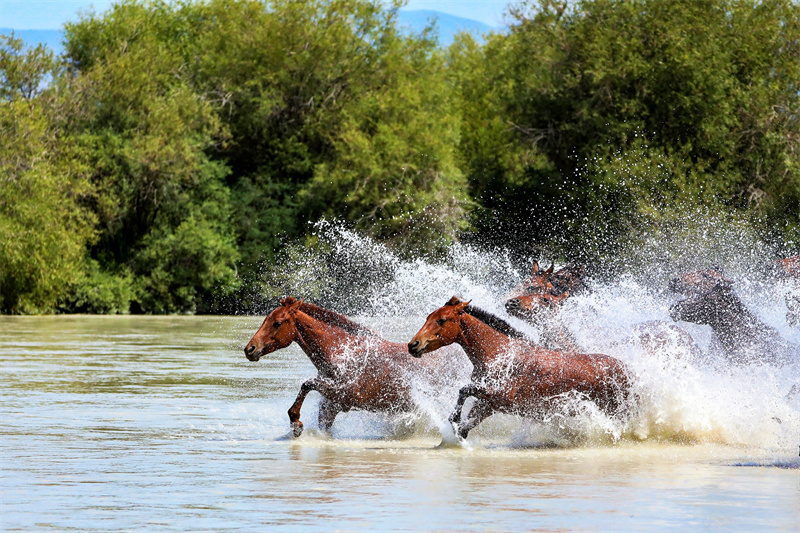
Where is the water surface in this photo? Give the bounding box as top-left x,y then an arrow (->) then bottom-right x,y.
2,316 -> 798,531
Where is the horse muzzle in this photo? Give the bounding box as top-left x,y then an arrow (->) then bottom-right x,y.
244,344 -> 262,361
505,298 -> 531,319
407,340 -> 426,358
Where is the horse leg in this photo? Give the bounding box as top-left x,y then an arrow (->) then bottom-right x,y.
287,378 -> 341,437
448,383 -> 483,425
317,397 -> 342,434
457,398 -> 494,440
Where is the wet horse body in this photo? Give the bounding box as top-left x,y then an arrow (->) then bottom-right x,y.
245,297 -> 421,436
669,271 -> 794,364
409,297 -> 631,439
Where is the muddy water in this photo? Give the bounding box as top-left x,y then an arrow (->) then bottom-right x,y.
1,315 -> 798,531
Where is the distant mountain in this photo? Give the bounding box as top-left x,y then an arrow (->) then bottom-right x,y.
396,10 -> 494,45
1,28 -> 64,54
1,9 -> 492,55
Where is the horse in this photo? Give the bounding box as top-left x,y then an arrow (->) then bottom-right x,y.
504,261 -> 587,352
669,277 -> 794,365
407,296 -> 632,439
245,297 -> 424,437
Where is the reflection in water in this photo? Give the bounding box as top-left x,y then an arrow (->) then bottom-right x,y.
2,315 -> 799,531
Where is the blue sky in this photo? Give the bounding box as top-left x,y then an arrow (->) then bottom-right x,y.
0,0 -> 509,29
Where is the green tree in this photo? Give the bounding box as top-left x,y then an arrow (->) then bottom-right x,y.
0,35 -> 96,313
457,0 -> 800,258
302,21 -> 469,248
63,1 -> 240,313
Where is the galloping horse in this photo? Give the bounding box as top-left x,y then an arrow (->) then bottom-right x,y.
245,297 -> 421,437
669,272 -> 794,364
408,296 -> 632,439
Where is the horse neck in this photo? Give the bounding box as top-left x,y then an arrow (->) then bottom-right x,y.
457,314 -> 516,374
292,311 -> 350,376
299,302 -> 373,336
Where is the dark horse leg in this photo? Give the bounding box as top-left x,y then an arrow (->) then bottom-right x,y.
317,397 -> 342,434
448,384 -> 495,439
287,378 -> 341,437
456,398 -> 494,440
448,383 -> 484,425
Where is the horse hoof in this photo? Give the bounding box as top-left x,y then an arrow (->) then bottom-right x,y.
291,421 -> 304,438
448,414 -> 461,424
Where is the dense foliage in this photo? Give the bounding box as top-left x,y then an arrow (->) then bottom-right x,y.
2,0 -> 799,313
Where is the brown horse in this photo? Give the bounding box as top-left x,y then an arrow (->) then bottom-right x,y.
408,296 -> 632,439
505,262 -> 587,352
245,297 -> 421,437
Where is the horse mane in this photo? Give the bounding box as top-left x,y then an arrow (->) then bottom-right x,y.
465,304 -> 529,340
296,301 -> 377,337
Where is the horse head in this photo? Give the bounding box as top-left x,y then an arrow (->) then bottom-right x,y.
505,291 -> 570,321
669,281 -> 735,326
509,261 -> 556,298
407,295 -> 470,358
244,296 -> 304,361
669,267 -> 732,296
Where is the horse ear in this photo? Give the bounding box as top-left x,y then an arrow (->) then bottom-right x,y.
446,295 -> 463,306
559,291 -> 570,300
280,296 -> 296,306
455,300 -> 471,314
531,261 -> 540,274
289,298 -> 304,312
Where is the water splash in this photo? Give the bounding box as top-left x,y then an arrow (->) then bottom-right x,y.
255,220 -> 800,450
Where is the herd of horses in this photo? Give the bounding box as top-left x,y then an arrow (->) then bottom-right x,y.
244,257 -> 799,440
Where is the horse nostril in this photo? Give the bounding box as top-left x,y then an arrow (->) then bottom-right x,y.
245,344 -> 255,355
408,340 -> 419,353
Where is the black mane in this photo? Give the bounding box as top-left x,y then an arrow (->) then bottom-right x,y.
297,300 -> 378,337
465,304 -> 529,340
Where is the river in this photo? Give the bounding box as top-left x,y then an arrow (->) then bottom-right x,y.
2,312 -> 798,531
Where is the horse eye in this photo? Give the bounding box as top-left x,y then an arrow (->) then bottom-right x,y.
436,318 -> 446,326
273,321 -> 282,328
